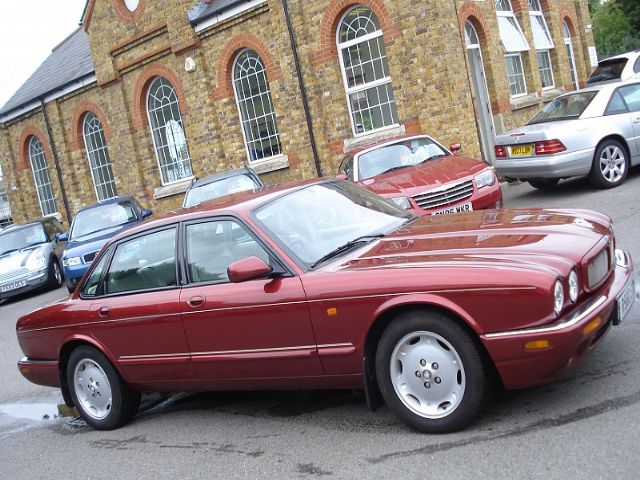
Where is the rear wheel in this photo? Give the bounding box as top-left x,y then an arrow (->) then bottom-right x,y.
375,310 -> 487,433
589,140 -> 628,189
528,178 -> 559,190
67,346 -> 140,430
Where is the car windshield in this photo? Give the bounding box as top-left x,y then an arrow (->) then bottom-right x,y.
0,224 -> 47,255
587,58 -> 627,85
528,91 -> 598,124
184,174 -> 260,207
71,201 -> 138,239
357,137 -> 448,180
253,181 -> 413,269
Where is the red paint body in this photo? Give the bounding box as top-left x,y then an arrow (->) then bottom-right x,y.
16,180 -> 633,398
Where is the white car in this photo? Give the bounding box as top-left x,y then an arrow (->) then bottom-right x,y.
494,81 -> 640,189
587,50 -> 640,86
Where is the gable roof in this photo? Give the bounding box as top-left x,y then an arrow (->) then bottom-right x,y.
0,28 -> 95,116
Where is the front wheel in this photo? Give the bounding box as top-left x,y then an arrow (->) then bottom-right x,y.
47,258 -> 63,289
589,140 -> 628,189
375,310 -> 487,433
67,346 -> 140,430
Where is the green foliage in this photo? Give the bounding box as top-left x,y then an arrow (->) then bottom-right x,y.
616,0 -> 640,32
592,1 -> 640,58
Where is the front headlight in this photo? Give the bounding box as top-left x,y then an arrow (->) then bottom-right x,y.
568,270 -> 579,303
554,280 -> 564,315
63,256 -> 82,267
25,251 -> 46,271
391,196 -> 412,209
474,169 -> 496,189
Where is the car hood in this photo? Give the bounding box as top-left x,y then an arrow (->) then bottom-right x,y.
0,246 -> 44,272
358,155 -> 487,196
334,208 -> 611,274
66,224 -> 134,257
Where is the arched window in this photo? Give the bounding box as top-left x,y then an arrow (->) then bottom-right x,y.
496,0 -> 529,97
563,21 -> 579,90
528,0 -> 555,89
337,6 -> 398,135
28,136 -> 57,216
83,113 -> 117,201
233,50 -> 282,162
465,22 -> 480,49
146,77 -> 193,184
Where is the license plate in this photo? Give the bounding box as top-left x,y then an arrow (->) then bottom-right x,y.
1,279 -> 27,293
616,276 -> 637,325
433,202 -> 473,216
510,145 -> 533,157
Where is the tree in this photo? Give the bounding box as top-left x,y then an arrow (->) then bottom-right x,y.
615,0 -> 640,33
592,1 -> 640,57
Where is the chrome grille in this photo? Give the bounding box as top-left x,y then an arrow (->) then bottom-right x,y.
83,251 -> 98,264
588,248 -> 609,289
412,180 -> 474,210
0,268 -> 30,283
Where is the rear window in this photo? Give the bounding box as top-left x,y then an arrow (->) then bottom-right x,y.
184,174 -> 260,207
528,92 -> 598,124
587,58 -> 627,85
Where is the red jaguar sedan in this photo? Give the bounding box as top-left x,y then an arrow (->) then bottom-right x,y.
339,134 -> 503,215
16,179 -> 636,432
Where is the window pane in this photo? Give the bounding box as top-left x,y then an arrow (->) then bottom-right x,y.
28,137 -> 58,216
537,50 -> 554,88
147,77 -> 193,184
106,229 -> 177,294
339,6 -> 381,43
233,50 -> 282,162
186,220 -> 269,284
497,16 -> 529,52
530,14 -> 554,50
619,84 -> 640,112
506,54 -> 527,96
83,113 -> 117,201
349,83 -> 398,133
82,252 -> 110,297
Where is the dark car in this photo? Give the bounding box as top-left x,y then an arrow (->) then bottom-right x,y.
0,217 -> 66,299
61,196 -> 152,293
183,167 -> 263,207
16,179 -> 637,432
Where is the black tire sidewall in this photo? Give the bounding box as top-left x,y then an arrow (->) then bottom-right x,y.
590,140 -> 628,189
528,178 -> 559,190
67,346 -> 138,430
47,258 -> 62,288
375,311 -> 486,433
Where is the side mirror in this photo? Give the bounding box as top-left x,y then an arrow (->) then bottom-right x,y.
228,256 -> 272,283
450,143 -> 462,155
57,232 -> 69,242
336,173 -> 348,180
141,209 -> 153,219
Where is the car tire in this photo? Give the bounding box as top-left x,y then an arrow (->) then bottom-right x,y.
589,140 -> 628,189
67,346 -> 141,430
527,178 -> 559,190
66,281 -> 76,294
47,258 -> 63,289
375,310 -> 487,433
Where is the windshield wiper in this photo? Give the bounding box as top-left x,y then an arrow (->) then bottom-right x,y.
381,165 -> 408,175
421,154 -> 447,163
311,234 -> 384,269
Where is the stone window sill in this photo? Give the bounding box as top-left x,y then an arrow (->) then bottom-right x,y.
153,177 -> 194,200
250,154 -> 289,174
510,94 -> 541,111
542,88 -> 565,103
343,124 -> 406,153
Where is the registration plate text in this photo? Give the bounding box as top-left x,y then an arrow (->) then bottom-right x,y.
510,145 -> 533,157
0,279 -> 27,293
433,202 -> 473,216
616,276 -> 637,325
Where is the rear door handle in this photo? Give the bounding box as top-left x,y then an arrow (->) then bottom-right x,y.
187,296 -> 205,308
98,307 -> 110,317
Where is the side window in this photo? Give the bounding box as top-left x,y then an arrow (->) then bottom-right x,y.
186,220 -> 270,284
634,57 -> 640,74
82,252 -> 111,297
605,91 -> 628,115
618,84 -> 640,112
340,157 -> 354,180
106,228 -> 177,294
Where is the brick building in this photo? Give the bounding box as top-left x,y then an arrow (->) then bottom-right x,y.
0,0 -> 595,225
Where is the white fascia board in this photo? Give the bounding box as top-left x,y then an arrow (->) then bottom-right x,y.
194,0 -> 267,34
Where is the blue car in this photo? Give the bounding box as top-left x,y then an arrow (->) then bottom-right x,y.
61,196 -> 152,292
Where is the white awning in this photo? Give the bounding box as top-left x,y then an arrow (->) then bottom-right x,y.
497,16 -> 530,52
530,15 -> 554,50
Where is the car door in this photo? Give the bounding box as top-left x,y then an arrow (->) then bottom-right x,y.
179,217 -> 323,381
86,226 -> 196,385
616,84 -> 640,162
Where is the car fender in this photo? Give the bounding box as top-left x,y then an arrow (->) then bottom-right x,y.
59,333 -> 122,378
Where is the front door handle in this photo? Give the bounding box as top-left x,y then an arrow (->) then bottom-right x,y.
98,306 -> 110,317
187,296 -> 205,308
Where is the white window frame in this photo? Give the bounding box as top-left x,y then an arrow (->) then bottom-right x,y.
232,49 -> 282,163
529,0 -> 555,90
28,136 -> 58,216
496,0 -> 530,98
82,112 -> 118,201
505,53 -> 528,97
146,76 -> 193,186
563,21 -> 579,90
337,6 -> 399,137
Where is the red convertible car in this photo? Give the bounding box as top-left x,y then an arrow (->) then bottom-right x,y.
16,180 -> 637,432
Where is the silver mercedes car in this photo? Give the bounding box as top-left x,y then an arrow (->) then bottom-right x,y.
494,81 -> 640,189
0,217 -> 67,299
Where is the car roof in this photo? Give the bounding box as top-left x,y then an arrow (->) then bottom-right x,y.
598,50 -> 640,62
0,218 -> 47,233
74,195 -> 140,215
190,167 -> 258,188
346,134 -> 433,156
110,178 -> 329,242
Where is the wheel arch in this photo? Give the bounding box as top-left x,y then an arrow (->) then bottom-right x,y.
593,135 -> 631,163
